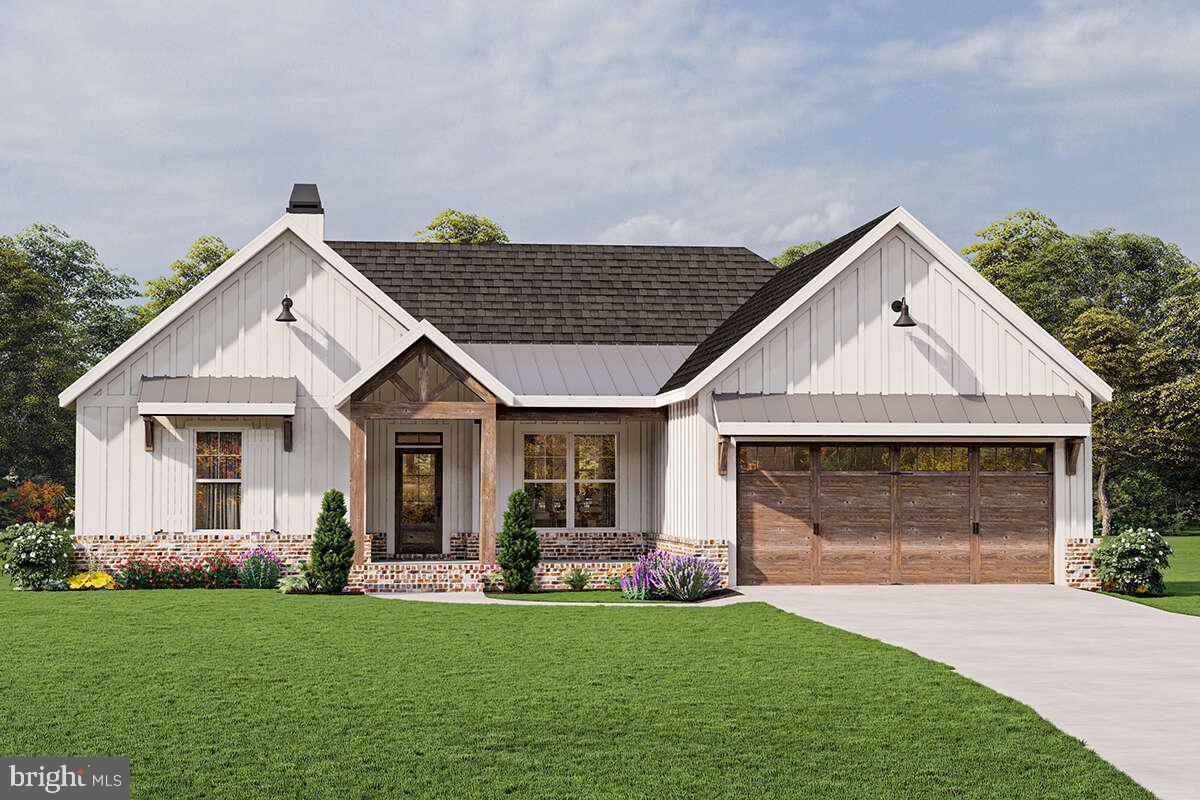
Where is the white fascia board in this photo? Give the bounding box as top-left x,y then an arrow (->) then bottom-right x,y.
716,422 -> 1092,438
59,216 -> 422,409
669,206 -> 1113,405
331,320 -> 516,408
137,402 -> 297,417
510,394 -> 661,408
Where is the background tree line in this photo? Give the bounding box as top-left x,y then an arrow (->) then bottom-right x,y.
1,206 -> 1195,535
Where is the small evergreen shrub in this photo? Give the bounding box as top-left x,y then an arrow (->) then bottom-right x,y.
310,489 -> 355,594
497,490 -> 540,593
239,546 -> 283,589
561,567 -> 590,591
2,522 -> 74,590
1093,528 -> 1173,596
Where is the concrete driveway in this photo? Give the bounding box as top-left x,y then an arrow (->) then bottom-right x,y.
739,585 -> 1199,800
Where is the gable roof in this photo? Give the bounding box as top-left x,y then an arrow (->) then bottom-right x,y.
658,210 -> 895,392
326,241 -> 776,345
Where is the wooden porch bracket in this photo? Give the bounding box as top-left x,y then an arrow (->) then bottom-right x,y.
282,418 -> 293,452
717,436 -> 729,476
143,417 -> 154,452
1065,437 -> 1084,476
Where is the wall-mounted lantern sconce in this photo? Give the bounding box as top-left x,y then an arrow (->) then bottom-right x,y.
275,295 -> 297,323
890,297 -> 916,328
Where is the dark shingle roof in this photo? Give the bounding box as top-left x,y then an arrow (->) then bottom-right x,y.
658,209 -> 895,392
327,242 -> 778,346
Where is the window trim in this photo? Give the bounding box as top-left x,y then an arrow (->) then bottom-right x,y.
194,430 -> 244,532
520,427 -> 619,531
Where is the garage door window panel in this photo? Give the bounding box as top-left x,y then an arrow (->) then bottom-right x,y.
819,446 -> 889,472
899,446 -> 969,472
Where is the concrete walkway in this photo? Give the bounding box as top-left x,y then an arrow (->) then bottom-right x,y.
739,585 -> 1199,800
369,591 -> 748,607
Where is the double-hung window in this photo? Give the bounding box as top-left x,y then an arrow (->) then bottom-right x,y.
523,433 -> 616,528
195,432 -> 242,530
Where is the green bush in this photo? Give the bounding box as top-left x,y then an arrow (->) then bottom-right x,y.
310,490 -> 355,594
238,547 -> 283,589
497,490 -> 540,593
561,567 -> 590,591
1105,468 -> 1188,533
1092,528 -> 1173,596
2,522 -> 74,590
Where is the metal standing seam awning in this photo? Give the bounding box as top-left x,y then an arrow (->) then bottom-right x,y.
712,393 -> 1091,438
137,376 -> 297,416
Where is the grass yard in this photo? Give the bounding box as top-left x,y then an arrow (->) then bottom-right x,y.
1106,534 -> 1200,617
0,590 -> 1150,800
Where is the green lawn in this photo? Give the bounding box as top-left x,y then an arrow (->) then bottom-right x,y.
1106,535 -> 1200,616
0,590 -> 1149,799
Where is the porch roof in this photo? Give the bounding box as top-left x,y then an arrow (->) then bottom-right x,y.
137,376 -> 297,416
713,393 -> 1090,438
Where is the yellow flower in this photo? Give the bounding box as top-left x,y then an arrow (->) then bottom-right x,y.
67,571 -> 115,590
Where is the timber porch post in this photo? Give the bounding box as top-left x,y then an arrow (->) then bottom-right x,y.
479,402 -> 498,565
349,413 -> 367,565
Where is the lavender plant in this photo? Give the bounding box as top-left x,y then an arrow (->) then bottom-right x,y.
650,554 -> 722,602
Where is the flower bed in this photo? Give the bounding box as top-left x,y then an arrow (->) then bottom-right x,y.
619,550 -> 722,602
109,549 -> 283,590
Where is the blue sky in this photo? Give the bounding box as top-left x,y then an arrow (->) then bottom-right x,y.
2,0 -> 1198,282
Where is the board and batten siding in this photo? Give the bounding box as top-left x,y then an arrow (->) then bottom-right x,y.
74,230 -> 407,536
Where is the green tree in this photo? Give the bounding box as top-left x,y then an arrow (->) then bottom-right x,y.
414,210 -> 509,244
967,211 -> 1200,533
310,489 -> 355,593
770,241 -> 824,268
496,489 -> 540,592
0,242 -> 85,483
138,235 -> 235,325
8,223 -> 139,364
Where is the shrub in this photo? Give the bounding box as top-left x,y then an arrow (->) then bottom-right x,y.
239,546 -> 283,589
198,553 -> 239,589
1093,528 -> 1173,596
1106,469 -> 1187,533
561,567 -> 590,591
0,479 -> 74,527
67,571 -> 115,590
497,490 -> 540,593
113,558 -> 160,590
278,574 -> 310,594
2,523 -> 74,590
479,571 -> 502,592
310,489 -> 355,594
650,554 -> 722,601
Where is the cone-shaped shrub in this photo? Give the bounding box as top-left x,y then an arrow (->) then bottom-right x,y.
497,489 -> 540,592
310,489 -> 355,594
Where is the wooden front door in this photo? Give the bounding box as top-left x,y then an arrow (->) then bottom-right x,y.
395,448 -> 443,554
736,443 -> 1053,585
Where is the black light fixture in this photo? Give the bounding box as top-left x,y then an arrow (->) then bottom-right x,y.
890,296 -> 916,327
276,295 -> 297,323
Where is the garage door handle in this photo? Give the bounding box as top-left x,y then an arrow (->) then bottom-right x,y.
813,522 -> 821,536
972,522 -> 980,535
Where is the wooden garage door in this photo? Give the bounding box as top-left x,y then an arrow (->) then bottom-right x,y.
735,445 -> 814,583
816,446 -> 893,583
978,446 -> 1053,583
736,443 -> 1054,585
896,446 -> 972,583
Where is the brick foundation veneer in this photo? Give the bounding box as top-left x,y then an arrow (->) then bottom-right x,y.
348,559 -> 632,593
447,531 -> 648,561
1064,538 -> 1101,590
72,532 -> 314,573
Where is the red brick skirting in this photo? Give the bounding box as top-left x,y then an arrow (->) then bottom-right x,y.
1064,538 -> 1101,590
72,531 -> 731,592
72,533 -> 313,573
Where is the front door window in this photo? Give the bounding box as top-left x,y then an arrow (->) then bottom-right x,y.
395,445 -> 442,554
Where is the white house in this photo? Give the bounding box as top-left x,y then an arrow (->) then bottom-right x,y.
60,185 -> 1111,591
